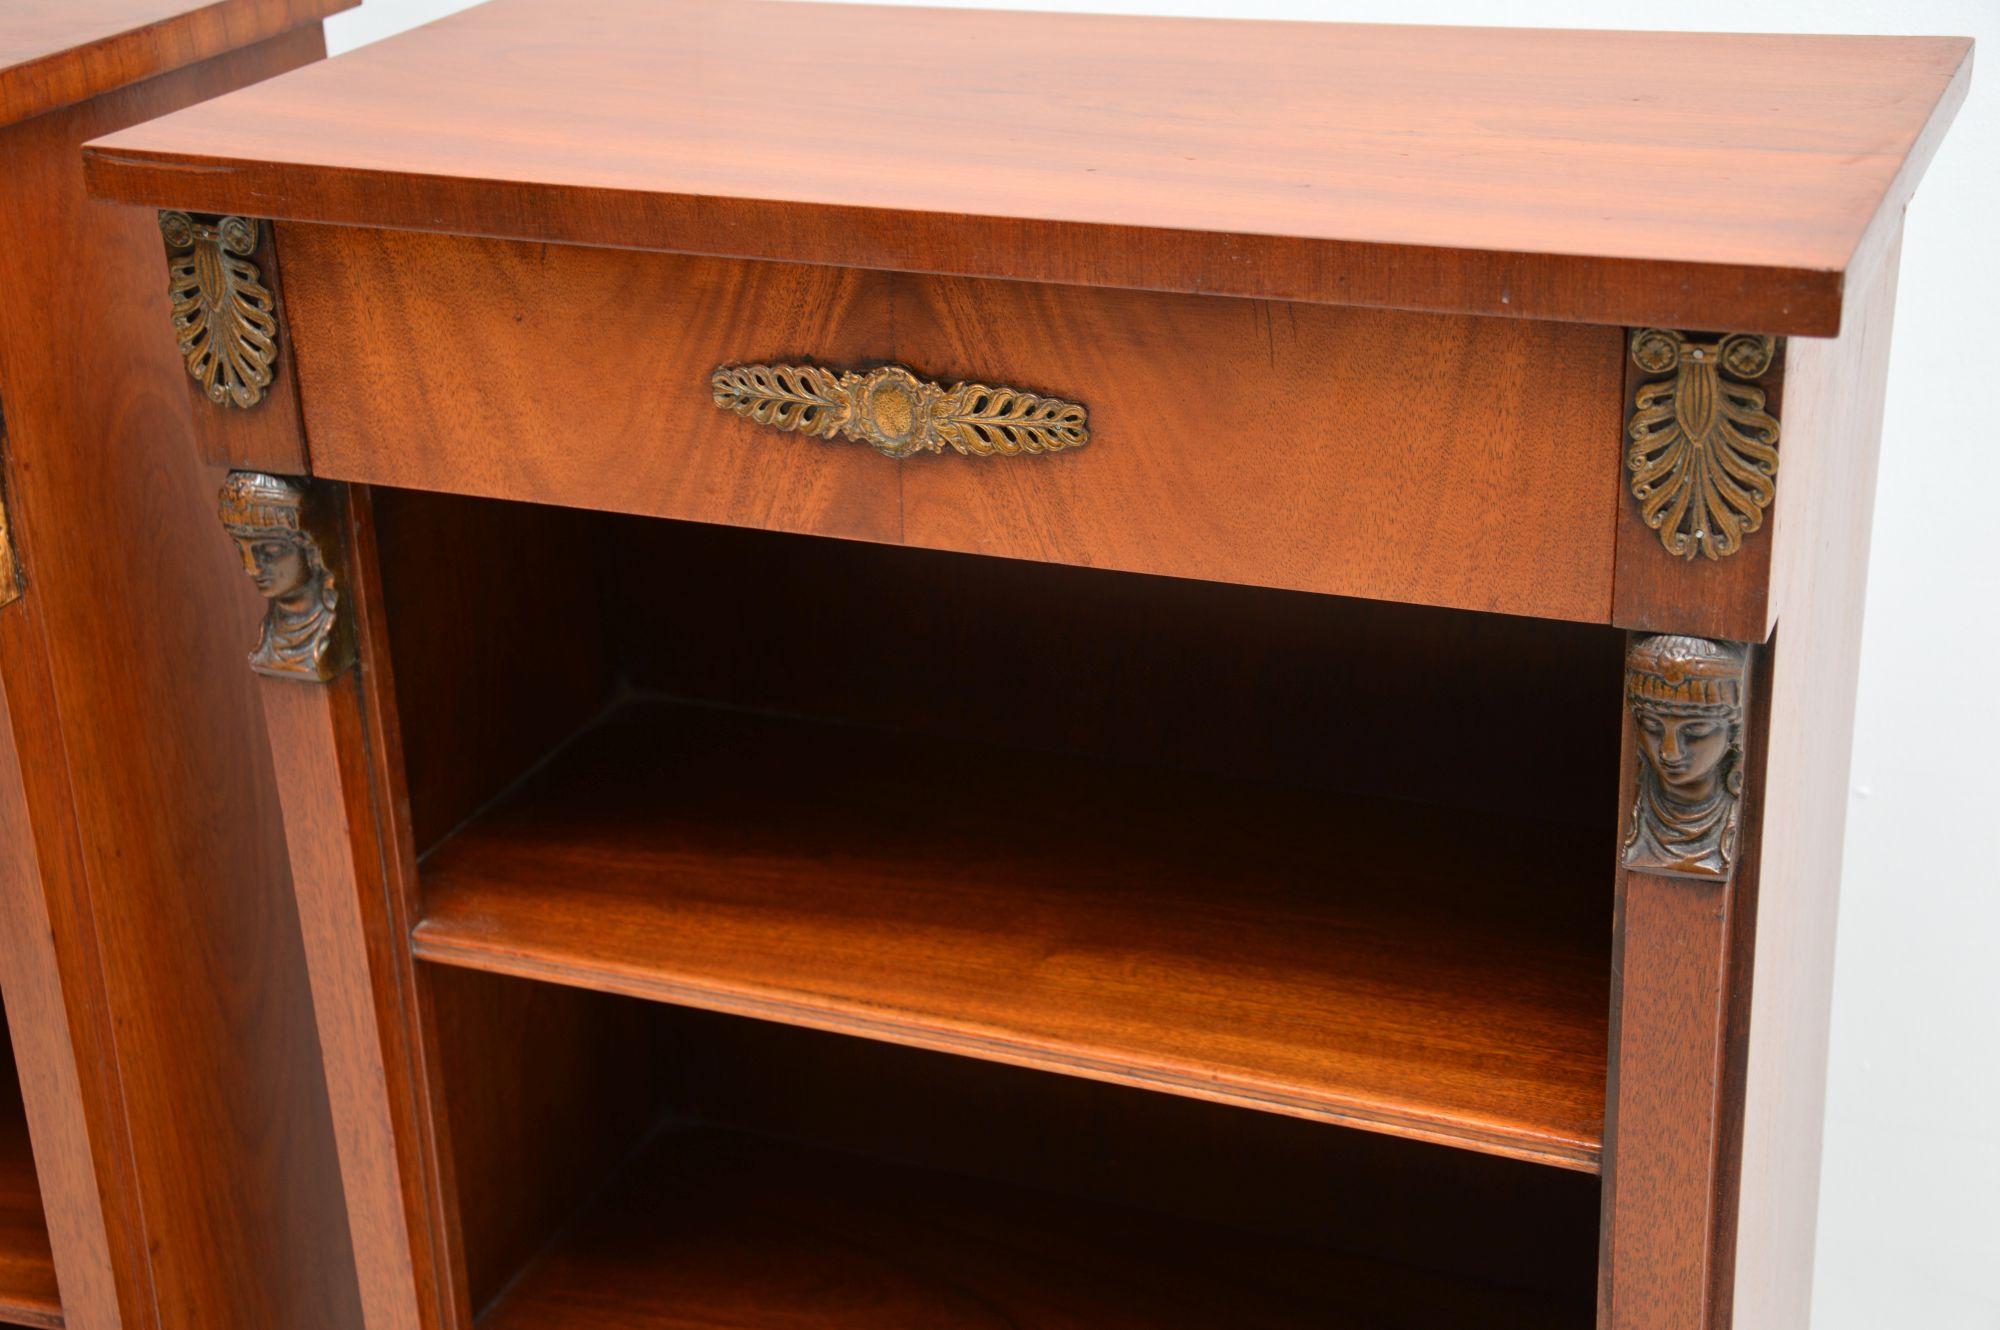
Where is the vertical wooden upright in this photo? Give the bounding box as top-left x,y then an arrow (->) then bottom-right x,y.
1602,231 -> 1912,1329
210,470 -> 457,1330
1600,637 -> 1766,1330
1722,230 -> 1908,1330
0,4 -> 361,1327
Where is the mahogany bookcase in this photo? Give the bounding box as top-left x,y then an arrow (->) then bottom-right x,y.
0,3 -> 362,1329
84,3 -> 1970,1327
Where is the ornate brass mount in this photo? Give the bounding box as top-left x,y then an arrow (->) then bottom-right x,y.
218,471 -> 351,681
1624,634 -> 1752,881
711,362 -> 1088,459
161,211 -> 278,410
1627,329 -> 1781,561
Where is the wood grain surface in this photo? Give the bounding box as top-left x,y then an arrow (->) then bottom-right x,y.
0,1048 -> 59,1330
0,0 -> 351,128
370,491 -> 611,855
1595,637 -> 1775,1330
413,699 -> 1611,1171
426,972 -> 663,1321
1595,234 -> 1907,1330
256,674 -> 440,1330
1600,873 -> 1733,1330
0,21 -> 356,1330
277,226 -> 1625,623
0,601 -> 118,1330
1722,227 -> 1909,1330
477,1127 -> 1590,1330
1588,639 -> 1698,1329
80,1 -> 1971,334
251,487 -> 464,1330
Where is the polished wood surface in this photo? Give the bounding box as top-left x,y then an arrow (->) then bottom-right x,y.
1597,698 -> 1744,1330
1721,229 -> 1908,1330
367,493 -> 632,1325
1596,238 -> 1910,1330
258,676 -> 433,1330
479,1128 -> 1588,1330
371,492 -> 610,856
0,0 -> 351,128
225,486 -> 626,1330
252,489 -> 459,1330
1703,648 -> 1775,1330
0,1055 -> 59,1330
1593,632 -> 1769,1330
0,19 -> 356,1329
0,613 -> 113,1328
81,1 -> 1970,334
278,226 -> 1624,622
413,699 -> 1611,1171
428,972 -> 663,1321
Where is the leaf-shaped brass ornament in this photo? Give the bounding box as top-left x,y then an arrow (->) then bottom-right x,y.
711,363 -> 1087,459
1626,329 -> 1781,561
161,212 -> 278,410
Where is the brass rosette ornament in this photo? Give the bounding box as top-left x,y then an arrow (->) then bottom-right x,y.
711,363 -> 1088,459
1626,329 -> 1781,561
161,211 -> 278,410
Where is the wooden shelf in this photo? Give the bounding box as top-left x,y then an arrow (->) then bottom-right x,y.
0,1076 -> 59,1330
477,1127 -> 1589,1329
414,700 -> 1609,1170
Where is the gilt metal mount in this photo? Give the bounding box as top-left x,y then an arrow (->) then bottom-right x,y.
711,362 -> 1088,459
218,471 -> 351,681
1624,634 -> 1752,881
162,212 -> 278,410
1627,329 -> 1781,561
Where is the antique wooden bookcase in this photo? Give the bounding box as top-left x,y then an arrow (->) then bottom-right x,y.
83,3 -> 1970,1327
0,3 -> 361,1328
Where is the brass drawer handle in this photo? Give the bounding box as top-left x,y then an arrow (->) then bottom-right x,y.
711,363 -> 1088,459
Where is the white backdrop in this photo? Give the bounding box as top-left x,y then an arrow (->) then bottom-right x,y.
324,2 -> 1999,1324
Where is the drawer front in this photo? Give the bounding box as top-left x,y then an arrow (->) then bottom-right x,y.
278,224 -> 1623,621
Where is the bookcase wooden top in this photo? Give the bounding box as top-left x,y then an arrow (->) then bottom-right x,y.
84,0 -> 1970,334
0,0 -> 351,129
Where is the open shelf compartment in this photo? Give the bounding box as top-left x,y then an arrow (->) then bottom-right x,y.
479,1125 -> 1586,1330
413,696 -> 1609,1169
0,1026 -> 59,1329
429,980 -> 1600,1330
368,490 -> 1622,1329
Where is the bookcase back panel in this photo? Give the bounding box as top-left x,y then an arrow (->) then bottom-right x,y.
373,491 -> 1626,858
602,515 -> 1626,831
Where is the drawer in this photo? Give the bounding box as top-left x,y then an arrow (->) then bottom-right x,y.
277,224 -> 1625,622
